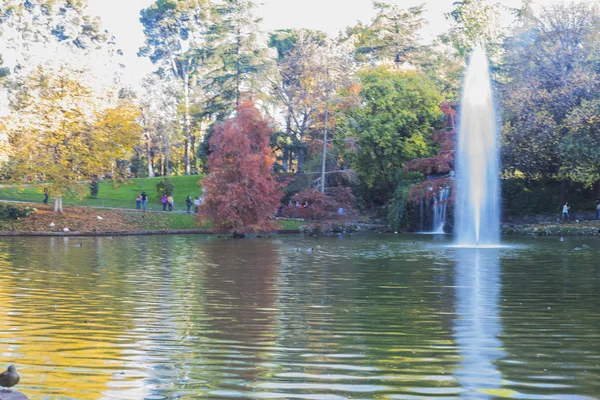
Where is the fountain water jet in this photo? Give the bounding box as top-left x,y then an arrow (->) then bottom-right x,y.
454,45 -> 500,246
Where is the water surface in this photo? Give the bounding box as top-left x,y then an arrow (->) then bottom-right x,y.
0,234 -> 598,399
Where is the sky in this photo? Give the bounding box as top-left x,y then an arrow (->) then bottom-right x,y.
86,0 -> 536,87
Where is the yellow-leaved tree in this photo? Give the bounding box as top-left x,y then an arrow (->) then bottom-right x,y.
5,66 -> 141,212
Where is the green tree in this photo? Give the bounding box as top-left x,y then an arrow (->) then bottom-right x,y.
500,1 -> 600,196
204,0 -> 272,115
139,0 -> 210,175
441,0 -> 506,61
342,67 -> 443,205
347,2 -> 425,67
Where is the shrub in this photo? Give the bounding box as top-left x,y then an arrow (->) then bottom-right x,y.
89,178 -> 99,199
0,204 -> 36,220
282,187 -> 356,221
156,178 -> 174,197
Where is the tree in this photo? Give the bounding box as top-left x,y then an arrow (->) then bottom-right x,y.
347,2 -> 425,67
204,0 -> 272,115
4,67 -> 141,212
441,0 -> 506,62
0,0 -> 120,82
137,73 -> 180,177
267,29 -> 327,173
199,101 -> 282,234
139,0 -> 210,175
341,67 -> 443,205
500,1 -> 600,197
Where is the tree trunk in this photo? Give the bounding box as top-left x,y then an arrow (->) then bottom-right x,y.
146,145 -> 154,177
320,93 -> 330,193
53,196 -> 63,213
596,180 -> 600,200
561,179 -> 568,203
183,69 -> 191,175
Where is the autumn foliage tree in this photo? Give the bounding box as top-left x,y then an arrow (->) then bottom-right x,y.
199,101 -> 282,234
404,102 -> 457,203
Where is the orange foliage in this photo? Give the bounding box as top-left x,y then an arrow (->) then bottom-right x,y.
198,101 -> 283,233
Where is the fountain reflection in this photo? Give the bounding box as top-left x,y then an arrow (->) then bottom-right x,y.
454,248 -> 506,398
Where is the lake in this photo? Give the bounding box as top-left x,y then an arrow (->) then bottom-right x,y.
0,234 -> 598,399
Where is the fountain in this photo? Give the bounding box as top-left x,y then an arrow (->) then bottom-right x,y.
454,45 -> 500,246
432,186 -> 450,234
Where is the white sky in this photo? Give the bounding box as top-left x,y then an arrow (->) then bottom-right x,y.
85,0 -> 551,87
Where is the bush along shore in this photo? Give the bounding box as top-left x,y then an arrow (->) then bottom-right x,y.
502,221 -> 600,236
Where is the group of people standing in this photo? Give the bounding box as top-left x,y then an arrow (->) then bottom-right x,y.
135,192 -> 148,211
134,192 -> 203,213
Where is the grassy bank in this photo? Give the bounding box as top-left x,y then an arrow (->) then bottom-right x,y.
0,175 -> 204,211
0,203 -> 306,233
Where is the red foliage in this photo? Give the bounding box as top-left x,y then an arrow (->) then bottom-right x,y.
198,101 -> 282,233
404,102 -> 457,203
407,177 -> 454,203
404,102 -> 456,175
281,187 -> 356,221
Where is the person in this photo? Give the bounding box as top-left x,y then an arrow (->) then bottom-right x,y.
596,199 -> 600,220
185,195 -> 193,213
562,201 -> 570,220
161,194 -> 168,211
303,201 -> 310,208
42,188 -> 49,204
141,191 -> 148,211
193,196 -> 201,214
135,194 -> 141,210
167,194 -> 174,211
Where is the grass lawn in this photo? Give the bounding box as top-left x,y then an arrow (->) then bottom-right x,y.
0,175 -> 204,211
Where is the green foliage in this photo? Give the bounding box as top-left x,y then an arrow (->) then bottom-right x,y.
0,203 -> 36,220
502,179 -> 594,217
156,177 -> 175,197
342,67 -> 443,205
204,0 -> 271,114
500,2 -> 600,187
557,99 -> 600,187
348,2 -> 424,66
387,171 -> 422,231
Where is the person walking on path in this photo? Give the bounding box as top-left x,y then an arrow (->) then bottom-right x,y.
141,191 -> 148,211
167,195 -> 174,211
135,194 -> 141,210
193,196 -> 201,214
161,194 -> 168,211
185,196 -> 193,213
43,188 -> 49,204
562,201 -> 570,220
596,199 -> 600,220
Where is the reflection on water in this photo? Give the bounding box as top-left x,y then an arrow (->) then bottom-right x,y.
0,235 -> 598,399
454,249 -> 505,398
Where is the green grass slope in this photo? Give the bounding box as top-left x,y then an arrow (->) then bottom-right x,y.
0,175 -> 204,211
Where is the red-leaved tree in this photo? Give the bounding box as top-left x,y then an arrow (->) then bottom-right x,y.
198,101 -> 282,234
404,102 -> 457,203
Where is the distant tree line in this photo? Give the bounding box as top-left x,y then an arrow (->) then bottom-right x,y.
1,0 -> 599,222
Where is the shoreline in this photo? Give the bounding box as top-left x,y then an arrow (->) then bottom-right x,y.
0,229 -> 302,237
